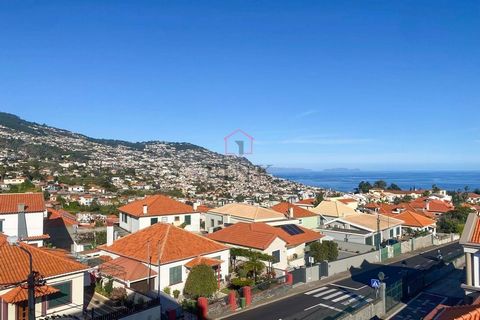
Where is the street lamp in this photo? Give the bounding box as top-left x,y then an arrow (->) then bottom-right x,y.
7,236 -> 35,320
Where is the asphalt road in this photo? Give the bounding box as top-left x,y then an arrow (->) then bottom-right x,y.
225,242 -> 462,320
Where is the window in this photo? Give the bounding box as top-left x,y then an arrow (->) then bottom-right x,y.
161,216 -> 168,223
174,216 -> 180,222
366,236 -> 373,245
185,215 -> 191,225
389,229 -> 394,238
151,217 -> 158,225
169,266 -> 182,285
0,219 -> 3,232
396,227 -> 400,235
272,250 -> 280,264
121,213 -> 128,223
47,281 -> 72,309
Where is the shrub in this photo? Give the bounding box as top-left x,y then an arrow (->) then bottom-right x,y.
163,287 -> 171,295
230,278 -> 254,289
173,289 -> 180,299
104,278 -> 114,296
184,264 -> 218,298
110,287 -> 127,301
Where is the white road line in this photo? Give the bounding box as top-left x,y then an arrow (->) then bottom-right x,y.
305,287 -> 329,295
342,295 -> 364,305
304,303 -> 343,312
331,283 -> 367,291
332,294 -> 351,303
323,291 -> 345,300
313,288 -> 337,298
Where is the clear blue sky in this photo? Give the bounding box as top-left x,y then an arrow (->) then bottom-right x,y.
1,1 -> 479,170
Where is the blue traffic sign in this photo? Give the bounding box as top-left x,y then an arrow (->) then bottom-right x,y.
371,279 -> 381,288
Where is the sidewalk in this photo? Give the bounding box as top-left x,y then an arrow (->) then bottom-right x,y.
218,240 -> 460,319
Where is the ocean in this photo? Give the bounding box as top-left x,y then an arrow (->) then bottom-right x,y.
274,171 -> 480,193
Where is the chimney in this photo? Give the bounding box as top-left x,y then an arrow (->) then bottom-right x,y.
17,203 -> 27,240
193,203 -> 199,211
17,203 -> 25,212
106,220 -> 114,246
288,207 -> 294,219
143,204 -> 148,215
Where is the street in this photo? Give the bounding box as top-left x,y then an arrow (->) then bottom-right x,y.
225,242 -> 463,320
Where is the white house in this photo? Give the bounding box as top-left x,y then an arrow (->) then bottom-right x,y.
460,212 -> 480,299
207,222 -> 324,273
67,185 -> 85,193
118,195 -> 201,233
98,223 -> 230,295
0,193 -> 49,247
0,234 -> 88,319
2,177 -> 27,185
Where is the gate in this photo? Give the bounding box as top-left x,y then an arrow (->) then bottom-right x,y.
381,247 -> 389,261
319,261 -> 328,278
290,267 -> 306,284
385,279 -> 403,311
393,243 -> 401,257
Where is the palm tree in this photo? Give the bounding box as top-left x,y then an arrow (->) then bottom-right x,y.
243,253 -> 266,283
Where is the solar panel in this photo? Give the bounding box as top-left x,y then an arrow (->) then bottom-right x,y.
280,224 -> 305,235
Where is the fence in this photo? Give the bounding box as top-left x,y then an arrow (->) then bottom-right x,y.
91,298 -> 162,320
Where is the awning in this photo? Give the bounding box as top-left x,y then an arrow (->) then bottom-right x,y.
1,285 -> 59,304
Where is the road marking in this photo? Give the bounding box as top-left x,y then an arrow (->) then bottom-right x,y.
332,293 -> 351,303
313,288 -> 337,297
331,283 -> 367,291
323,291 -> 345,300
304,303 -> 343,312
305,287 -> 329,295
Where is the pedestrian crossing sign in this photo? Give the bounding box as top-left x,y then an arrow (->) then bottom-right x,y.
371,279 -> 380,288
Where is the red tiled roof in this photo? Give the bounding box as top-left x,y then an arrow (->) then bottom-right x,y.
471,218 -> 480,244
185,256 -> 223,268
99,256 -> 157,282
196,205 -> 211,213
0,234 -> 87,287
0,285 -> 59,304
338,199 -> 357,204
383,211 -> 435,228
207,222 -> 323,250
119,195 -> 193,217
22,234 -> 50,241
0,193 -> 45,214
100,223 -> 227,265
426,303 -> 480,320
271,202 -> 317,219
296,198 -> 315,206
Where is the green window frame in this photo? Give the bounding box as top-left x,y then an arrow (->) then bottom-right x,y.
390,229 -> 394,237
366,236 -> 373,245
185,215 -> 191,225
151,217 -> 158,225
47,281 -> 72,309
169,266 -> 182,285
0,219 -> 3,232
272,250 -> 280,264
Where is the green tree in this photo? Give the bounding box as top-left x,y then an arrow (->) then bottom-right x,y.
437,206 -> 474,234
387,183 -> 401,191
183,264 -> 218,299
373,180 -> 387,189
309,241 -> 338,263
356,181 -> 372,193
313,192 -> 324,206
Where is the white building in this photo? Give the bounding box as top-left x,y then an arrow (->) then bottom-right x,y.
99,223 -> 229,295
118,195 -> 201,233
0,193 -> 49,246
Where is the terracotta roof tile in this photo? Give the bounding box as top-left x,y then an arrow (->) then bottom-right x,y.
471,218 -> 480,244
296,198 -> 315,205
100,223 -> 227,264
271,202 -> 317,219
382,211 -> 435,228
207,222 -> 323,250
0,234 -> 87,287
99,256 -> 157,282
185,256 -> 223,268
0,285 -> 59,304
119,195 -> 193,217
0,193 -> 45,214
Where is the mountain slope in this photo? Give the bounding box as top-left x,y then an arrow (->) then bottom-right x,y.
0,112 -> 306,197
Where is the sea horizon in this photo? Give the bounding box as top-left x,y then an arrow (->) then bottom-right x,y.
272,169 -> 480,193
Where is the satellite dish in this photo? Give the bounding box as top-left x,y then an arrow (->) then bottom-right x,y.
378,271 -> 385,281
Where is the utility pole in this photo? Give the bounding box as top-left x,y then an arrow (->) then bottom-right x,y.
377,214 -> 381,259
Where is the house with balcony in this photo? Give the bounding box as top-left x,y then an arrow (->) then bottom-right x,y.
207,222 -> 323,273
460,211 -> 480,300
118,195 -> 200,233
98,223 -> 230,295
0,234 -> 88,319
0,193 -> 49,247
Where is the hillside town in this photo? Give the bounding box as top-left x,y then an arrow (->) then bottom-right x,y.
1,166 -> 478,319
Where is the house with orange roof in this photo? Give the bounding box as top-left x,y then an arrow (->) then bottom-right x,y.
460,211 -> 480,298
424,295 -> 480,320
207,222 -> 323,271
382,210 -> 436,234
0,193 -> 49,247
118,194 -> 200,233
270,202 -> 319,229
98,223 -> 230,295
0,234 -> 88,319
295,198 -> 316,210
204,203 -> 297,232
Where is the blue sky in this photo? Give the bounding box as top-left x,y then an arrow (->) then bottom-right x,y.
1,1 -> 479,170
